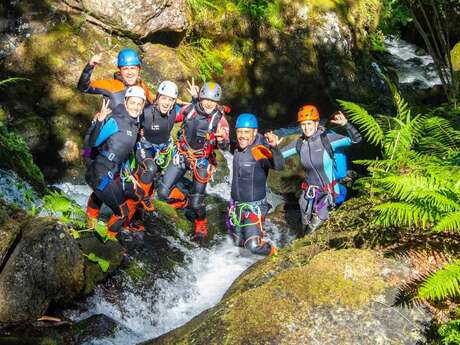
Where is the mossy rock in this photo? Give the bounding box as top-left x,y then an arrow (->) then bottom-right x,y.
141,248 -> 430,345
153,199 -> 192,235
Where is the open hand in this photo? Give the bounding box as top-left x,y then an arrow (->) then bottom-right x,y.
330,111 -> 348,126
95,99 -> 111,122
186,77 -> 199,99
89,53 -> 103,66
264,131 -> 281,147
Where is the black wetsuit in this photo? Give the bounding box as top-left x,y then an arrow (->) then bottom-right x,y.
85,104 -> 140,233
135,103 -> 180,186
228,133 -> 284,255
157,102 -> 229,221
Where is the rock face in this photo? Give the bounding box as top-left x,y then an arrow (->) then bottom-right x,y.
141,248 -> 431,345
0,218 -> 85,323
0,199 -> 124,324
59,0 -> 188,39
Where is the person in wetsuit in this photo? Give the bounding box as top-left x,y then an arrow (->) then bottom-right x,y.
281,105 -> 361,234
85,86 -> 145,239
120,81 -> 182,231
157,81 -> 230,241
227,113 -> 283,256
77,48 -> 153,228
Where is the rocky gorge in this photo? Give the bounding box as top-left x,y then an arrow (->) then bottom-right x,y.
0,0 -> 457,344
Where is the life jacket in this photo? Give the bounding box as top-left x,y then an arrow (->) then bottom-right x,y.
142,104 -> 177,145
94,105 -> 140,167
178,103 -> 223,154
231,134 -> 271,203
295,130 -> 348,181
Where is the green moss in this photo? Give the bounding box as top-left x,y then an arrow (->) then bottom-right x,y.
153,200 -> 192,234
0,122 -> 47,193
223,249 -> 385,344
126,261 -> 147,282
39,337 -> 58,345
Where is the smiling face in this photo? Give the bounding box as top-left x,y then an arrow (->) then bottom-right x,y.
124,96 -> 145,118
157,95 -> 175,115
236,128 -> 257,150
300,120 -> 319,137
200,98 -> 218,114
119,65 -> 140,86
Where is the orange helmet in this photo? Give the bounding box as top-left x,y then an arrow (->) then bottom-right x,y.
297,104 -> 320,122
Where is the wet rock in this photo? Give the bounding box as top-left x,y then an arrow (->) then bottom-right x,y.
58,0 -> 188,40
0,200 -> 124,324
74,314 -> 120,343
141,249 -> 431,345
0,218 -> 85,323
141,43 -> 193,95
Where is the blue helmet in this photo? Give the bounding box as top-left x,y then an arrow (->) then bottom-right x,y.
235,113 -> 258,129
118,48 -> 141,67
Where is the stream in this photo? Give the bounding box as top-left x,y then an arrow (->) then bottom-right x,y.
58,152 -> 292,345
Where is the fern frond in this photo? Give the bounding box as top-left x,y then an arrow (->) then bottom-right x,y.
417,260 -> 460,301
423,116 -> 460,150
337,99 -> 384,146
373,202 -> 437,228
433,211 -> 460,232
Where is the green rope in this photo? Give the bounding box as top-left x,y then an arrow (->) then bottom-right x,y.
230,203 -> 263,229
155,142 -> 173,169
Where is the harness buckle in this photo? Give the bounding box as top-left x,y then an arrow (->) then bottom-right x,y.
107,152 -> 115,161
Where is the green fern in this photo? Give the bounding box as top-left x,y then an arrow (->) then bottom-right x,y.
417,260 -> 460,301
433,211 -> 460,232
337,100 -> 385,146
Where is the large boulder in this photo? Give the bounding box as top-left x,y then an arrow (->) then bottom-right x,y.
0,202 -> 124,324
141,248 -> 431,345
58,0 -> 188,40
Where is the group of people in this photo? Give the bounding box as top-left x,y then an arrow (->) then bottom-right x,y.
77,47 -> 361,257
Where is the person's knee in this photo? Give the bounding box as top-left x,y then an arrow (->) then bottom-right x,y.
157,182 -> 170,200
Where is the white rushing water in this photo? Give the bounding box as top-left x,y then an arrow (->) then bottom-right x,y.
58,151 -> 289,345
384,37 -> 443,89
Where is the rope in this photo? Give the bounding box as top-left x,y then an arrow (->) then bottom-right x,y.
176,140 -> 213,184
155,140 -> 174,169
228,203 -> 264,230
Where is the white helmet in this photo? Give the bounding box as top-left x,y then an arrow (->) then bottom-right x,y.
157,80 -> 178,99
125,86 -> 146,101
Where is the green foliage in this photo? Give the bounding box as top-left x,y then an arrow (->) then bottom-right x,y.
187,0 -> 218,15
42,191 -> 86,227
369,30 -> 387,53
418,260 -> 460,301
178,38 -> 223,81
84,252 -> 110,272
0,121 -> 46,193
439,315 -> 460,345
339,73 -> 460,232
378,0 -> 412,35
236,0 -> 284,29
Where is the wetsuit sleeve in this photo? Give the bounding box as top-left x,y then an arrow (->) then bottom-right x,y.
268,146 -> 285,171
92,118 -> 119,147
77,63 -> 117,98
281,140 -> 298,159
77,63 -> 95,92
274,126 -> 301,137
327,123 -> 362,151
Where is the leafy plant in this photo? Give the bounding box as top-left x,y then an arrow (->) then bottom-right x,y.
438,314 -> 460,345
338,72 -> 460,231
84,252 -> 110,272
42,191 -> 86,227
178,38 -> 223,81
